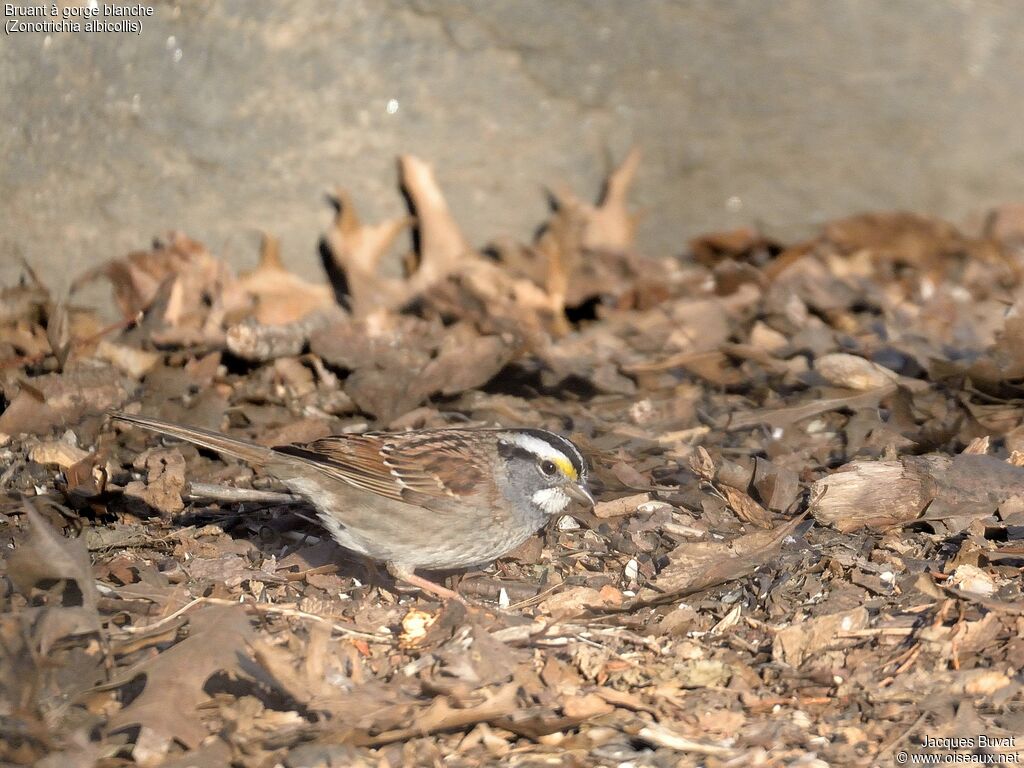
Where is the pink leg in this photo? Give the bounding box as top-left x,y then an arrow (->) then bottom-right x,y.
387,562 -> 468,605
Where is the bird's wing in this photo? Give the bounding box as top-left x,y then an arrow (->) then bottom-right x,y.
272,430 -> 489,510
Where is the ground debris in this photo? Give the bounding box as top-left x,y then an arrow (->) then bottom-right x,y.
3,159 -> 1024,766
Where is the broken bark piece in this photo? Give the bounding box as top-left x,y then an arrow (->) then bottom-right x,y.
811,459 -> 931,532
773,607 -> 869,667
752,457 -> 801,513
29,439 -> 91,469
225,308 -> 345,362
811,453 -> 1024,533
592,492 -> 653,519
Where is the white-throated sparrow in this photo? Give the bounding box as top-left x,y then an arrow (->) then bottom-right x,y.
111,412 -> 594,601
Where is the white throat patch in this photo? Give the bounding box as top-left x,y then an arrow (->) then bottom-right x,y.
532,486 -> 570,515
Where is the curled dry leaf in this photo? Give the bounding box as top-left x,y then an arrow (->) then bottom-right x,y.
814,353 -> 899,391
322,188 -> 412,317
721,485 -> 774,529
45,301 -> 71,370
72,232 -> 234,328
534,194 -> 586,334
230,233 -> 336,326
688,446 -> 716,482
0,268 -> 49,325
561,147 -> 642,254
400,154 -> 475,288
310,315 -> 513,423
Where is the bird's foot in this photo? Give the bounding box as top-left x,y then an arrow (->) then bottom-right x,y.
386,562 -> 469,606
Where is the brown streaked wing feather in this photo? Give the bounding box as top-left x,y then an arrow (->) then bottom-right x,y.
272,430 -> 490,510
379,432 -> 488,507
273,434 -> 405,501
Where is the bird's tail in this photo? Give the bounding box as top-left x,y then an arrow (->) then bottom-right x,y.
110,412 -> 274,466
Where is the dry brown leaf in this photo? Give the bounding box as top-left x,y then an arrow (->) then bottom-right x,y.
322,188 -> 412,317
823,211 -> 969,270
814,353 -> 899,391
123,447 -> 187,516
8,502 -> 100,607
561,693 -> 614,719
570,147 -> 642,254
400,154 -> 475,288
108,606 -> 254,749
751,458 -> 801,513
688,446 -> 716,482
93,339 -> 161,379
628,515 -> 806,608
310,316 -> 513,423
8,502 -> 102,654
72,232 -> 234,330
721,486 -> 774,529
231,233 -> 336,326
0,363 -> 130,436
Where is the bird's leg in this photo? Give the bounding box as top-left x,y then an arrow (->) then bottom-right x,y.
386,562 -> 468,605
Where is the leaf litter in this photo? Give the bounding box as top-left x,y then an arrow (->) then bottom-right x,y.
2,154 -> 1024,765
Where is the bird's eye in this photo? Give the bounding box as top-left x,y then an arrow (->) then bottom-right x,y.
540,460 -> 557,476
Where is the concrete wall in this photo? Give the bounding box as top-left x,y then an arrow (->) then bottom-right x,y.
2,0 -> 1022,294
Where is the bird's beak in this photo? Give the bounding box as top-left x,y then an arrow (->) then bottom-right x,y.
565,482 -> 596,508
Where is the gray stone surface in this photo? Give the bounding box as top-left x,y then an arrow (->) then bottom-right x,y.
2,0 -> 1023,295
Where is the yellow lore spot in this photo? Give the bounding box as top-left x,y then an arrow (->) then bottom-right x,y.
553,456 -> 577,480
